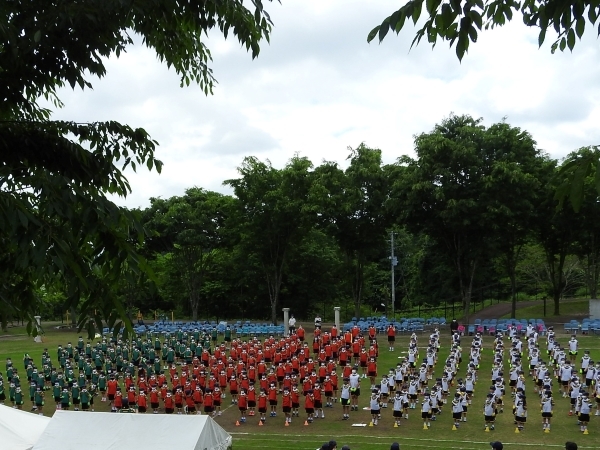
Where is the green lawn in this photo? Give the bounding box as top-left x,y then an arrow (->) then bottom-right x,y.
501,299 -> 590,320
1,325 -> 600,449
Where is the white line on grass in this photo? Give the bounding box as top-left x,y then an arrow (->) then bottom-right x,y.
230,432 -> 598,448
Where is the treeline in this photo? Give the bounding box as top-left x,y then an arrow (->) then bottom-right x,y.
49,114 -> 600,324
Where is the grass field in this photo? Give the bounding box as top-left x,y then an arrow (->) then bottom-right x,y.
1,323 -> 600,450
500,299 -> 590,320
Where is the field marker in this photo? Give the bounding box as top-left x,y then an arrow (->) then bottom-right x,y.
229,432 -> 599,448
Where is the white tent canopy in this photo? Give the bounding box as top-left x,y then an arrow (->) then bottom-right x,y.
32,411 -> 232,450
0,404 -> 51,450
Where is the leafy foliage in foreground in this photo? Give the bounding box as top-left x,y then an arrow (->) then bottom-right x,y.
0,0 -> 276,335
368,0 -> 600,60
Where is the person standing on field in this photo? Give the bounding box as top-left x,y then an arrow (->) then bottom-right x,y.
314,315 -> 322,331
387,324 -> 396,351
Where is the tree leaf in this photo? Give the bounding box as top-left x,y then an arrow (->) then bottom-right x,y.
576,17 -> 585,38
567,28 -> 576,50
379,19 -> 391,42
367,25 -> 380,43
413,0 -> 423,24
538,28 -> 546,47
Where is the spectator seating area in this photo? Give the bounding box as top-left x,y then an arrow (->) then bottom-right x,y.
101,316 -> 600,337
469,318 -> 546,336
566,318 -> 600,335
232,321 -> 285,336
103,320 -> 285,337
342,316 -> 447,333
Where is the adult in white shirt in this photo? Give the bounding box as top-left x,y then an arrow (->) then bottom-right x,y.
288,315 -> 296,333
314,316 -> 322,330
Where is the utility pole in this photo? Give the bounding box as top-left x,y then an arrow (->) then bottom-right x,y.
390,231 -> 397,319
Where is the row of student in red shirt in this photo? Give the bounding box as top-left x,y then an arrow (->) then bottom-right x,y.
109,384 -> 224,415
224,333 -> 374,365
106,359 -> 360,401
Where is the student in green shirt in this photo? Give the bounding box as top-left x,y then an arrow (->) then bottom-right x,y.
12,371 -> 21,387
184,348 -> 193,365
59,353 -> 67,370
76,352 -> 84,370
65,366 -> 75,383
166,348 -> 175,365
56,373 -> 65,388
60,388 -> 70,410
26,364 -> 34,381
148,348 -> 156,364
88,384 -> 97,411
132,348 -> 141,366
31,369 -> 40,388
29,381 -> 37,403
153,359 -> 161,375
14,386 -> 24,409
80,387 -> 90,411
77,372 -> 86,389
85,363 -> 93,381
52,383 -> 61,408
0,380 -> 5,404
34,387 -> 44,415
71,385 -> 81,411
94,354 -> 103,371
8,382 -> 16,405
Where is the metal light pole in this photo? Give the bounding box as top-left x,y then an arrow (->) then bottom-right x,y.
390,232 -> 397,319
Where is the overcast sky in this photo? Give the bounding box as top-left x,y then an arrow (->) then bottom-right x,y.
48,0 -> 600,209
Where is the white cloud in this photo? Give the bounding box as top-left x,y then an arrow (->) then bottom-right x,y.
45,0 -> 600,208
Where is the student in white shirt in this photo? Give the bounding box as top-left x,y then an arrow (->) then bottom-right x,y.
421,393 -> 432,429
369,390 -> 381,425
392,391 -> 403,427
541,390 -> 554,432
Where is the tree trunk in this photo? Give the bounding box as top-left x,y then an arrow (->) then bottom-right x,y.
505,246 -> 522,320
461,260 -> 477,325
69,306 -> 77,326
264,258 -> 284,325
586,249 -> 599,299
191,294 -> 199,322
265,269 -> 278,325
456,258 -> 477,325
351,256 -> 364,318
546,250 -> 566,316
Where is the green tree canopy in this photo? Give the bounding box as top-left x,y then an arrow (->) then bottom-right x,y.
368,0 -> 600,60
225,155 -> 315,324
0,0 -> 275,333
312,144 -> 390,317
142,188 -> 233,321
